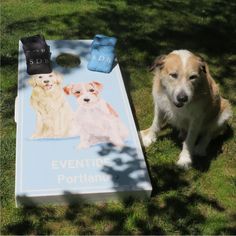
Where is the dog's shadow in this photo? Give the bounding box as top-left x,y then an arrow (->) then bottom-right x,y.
161,125 -> 234,172
154,125 -> 234,172
192,125 -> 234,171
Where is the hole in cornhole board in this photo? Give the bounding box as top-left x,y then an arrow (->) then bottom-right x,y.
56,53 -> 81,68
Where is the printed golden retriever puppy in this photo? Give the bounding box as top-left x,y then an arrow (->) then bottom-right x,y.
29,71 -> 74,139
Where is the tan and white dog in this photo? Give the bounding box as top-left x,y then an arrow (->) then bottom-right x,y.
140,50 -> 232,168
29,71 -> 74,138
64,81 -> 129,149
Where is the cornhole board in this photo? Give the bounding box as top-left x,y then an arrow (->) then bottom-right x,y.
15,40 -> 152,206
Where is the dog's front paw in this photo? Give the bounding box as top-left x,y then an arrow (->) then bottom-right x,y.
139,129 -> 156,147
193,146 -> 207,157
177,150 -> 192,169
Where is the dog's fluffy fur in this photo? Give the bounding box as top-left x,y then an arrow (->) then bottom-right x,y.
29,71 -> 74,138
64,81 -> 129,149
140,50 -> 232,168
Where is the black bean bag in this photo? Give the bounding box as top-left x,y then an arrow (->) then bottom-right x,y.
21,35 -> 52,75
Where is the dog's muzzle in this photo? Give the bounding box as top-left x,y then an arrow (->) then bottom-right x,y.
174,91 -> 188,108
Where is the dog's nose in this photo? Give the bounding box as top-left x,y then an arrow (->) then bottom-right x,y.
177,91 -> 188,103
43,80 -> 49,83
83,98 -> 90,102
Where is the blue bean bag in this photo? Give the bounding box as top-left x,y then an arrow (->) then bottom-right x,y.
87,35 -> 117,73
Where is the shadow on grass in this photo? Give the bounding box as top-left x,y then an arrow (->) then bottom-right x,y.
3,1 -> 236,67
2,199 -> 56,235
214,213 -> 236,235
2,0 -> 235,128
3,143 -> 228,235
3,188 -> 226,235
2,140 -> 228,234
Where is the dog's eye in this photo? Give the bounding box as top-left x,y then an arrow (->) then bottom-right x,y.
169,73 -> 178,79
75,91 -> 80,94
89,89 -> 95,92
38,76 -> 42,78
189,75 -> 198,80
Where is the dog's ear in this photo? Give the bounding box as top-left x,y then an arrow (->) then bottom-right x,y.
63,85 -> 72,95
200,62 -> 207,74
197,56 -> 214,83
28,76 -> 37,87
53,71 -> 63,84
91,81 -> 103,91
149,55 -> 166,72
197,55 -> 207,74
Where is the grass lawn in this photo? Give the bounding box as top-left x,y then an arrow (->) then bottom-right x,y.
1,0 -> 236,234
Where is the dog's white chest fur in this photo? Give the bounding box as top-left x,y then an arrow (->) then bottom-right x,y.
155,92 -> 193,129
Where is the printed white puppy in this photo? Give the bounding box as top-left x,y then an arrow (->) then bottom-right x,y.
64,81 -> 129,149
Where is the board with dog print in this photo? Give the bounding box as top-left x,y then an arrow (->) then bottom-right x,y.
15,40 -> 152,206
